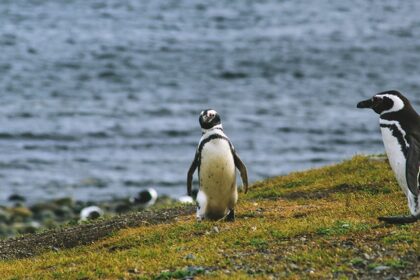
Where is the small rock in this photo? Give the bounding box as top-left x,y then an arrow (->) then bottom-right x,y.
51,246 -> 60,252
178,196 -> 194,204
29,221 -> 41,228
344,240 -> 354,246
374,265 -> 390,273
247,268 -> 256,275
184,254 -> 195,260
363,253 -> 372,260
8,194 -> 26,202
9,207 -> 33,220
289,263 -> 299,270
128,268 -> 140,274
213,226 -> 219,233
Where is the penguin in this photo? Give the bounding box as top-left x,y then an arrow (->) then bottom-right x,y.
357,90 -> 420,224
130,188 -> 158,208
187,109 -> 249,221
80,205 -> 104,221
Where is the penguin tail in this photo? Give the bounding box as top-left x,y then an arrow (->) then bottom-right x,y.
378,215 -> 419,224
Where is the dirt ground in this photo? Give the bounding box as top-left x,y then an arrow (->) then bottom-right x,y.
0,206 -> 195,260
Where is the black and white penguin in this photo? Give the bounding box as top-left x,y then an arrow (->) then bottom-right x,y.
187,109 -> 248,221
80,205 -> 104,221
357,90 -> 420,224
130,188 -> 158,208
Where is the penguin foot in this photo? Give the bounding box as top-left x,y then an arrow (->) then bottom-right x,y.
226,209 -> 235,222
378,215 -> 419,224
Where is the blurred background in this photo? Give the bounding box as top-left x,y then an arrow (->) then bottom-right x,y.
0,0 -> 420,204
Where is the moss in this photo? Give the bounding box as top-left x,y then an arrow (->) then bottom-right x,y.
0,155 -> 419,279
155,266 -> 206,279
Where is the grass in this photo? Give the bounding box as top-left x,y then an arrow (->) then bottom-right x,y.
0,155 -> 419,279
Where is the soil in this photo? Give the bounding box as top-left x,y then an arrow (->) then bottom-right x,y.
0,205 -> 195,260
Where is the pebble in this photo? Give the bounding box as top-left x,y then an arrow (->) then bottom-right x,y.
289,263 -> 299,270
8,194 -> 26,202
184,253 -> 195,260
9,207 -> 33,220
178,196 -> 194,204
128,268 -> 140,274
374,265 -> 390,273
363,253 -> 372,260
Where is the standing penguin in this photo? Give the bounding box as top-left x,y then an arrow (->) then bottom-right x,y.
357,90 -> 420,224
187,109 -> 248,221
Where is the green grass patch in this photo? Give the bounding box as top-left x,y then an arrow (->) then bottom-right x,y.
0,155 -> 418,279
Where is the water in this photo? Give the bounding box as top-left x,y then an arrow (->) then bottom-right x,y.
0,0 -> 420,204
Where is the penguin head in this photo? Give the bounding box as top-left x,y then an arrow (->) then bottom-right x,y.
357,90 -> 408,115
199,109 -> 221,130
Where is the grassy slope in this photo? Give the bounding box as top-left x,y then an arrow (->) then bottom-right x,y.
0,156 -> 419,279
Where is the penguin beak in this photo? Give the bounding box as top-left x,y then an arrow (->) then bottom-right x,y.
357,98 -> 373,109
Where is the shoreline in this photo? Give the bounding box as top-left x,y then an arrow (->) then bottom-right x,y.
0,193 -> 190,239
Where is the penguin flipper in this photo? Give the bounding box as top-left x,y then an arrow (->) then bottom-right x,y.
187,152 -> 199,196
378,215 -> 419,224
233,151 -> 249,193
406,135 -> 420,196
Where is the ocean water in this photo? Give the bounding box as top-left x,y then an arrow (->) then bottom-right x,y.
0,0 -> 420,204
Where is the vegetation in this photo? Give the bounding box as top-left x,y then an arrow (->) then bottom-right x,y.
0,156 -> 418,279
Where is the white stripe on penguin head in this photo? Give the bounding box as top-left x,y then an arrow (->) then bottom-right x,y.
376,94 -> 405,115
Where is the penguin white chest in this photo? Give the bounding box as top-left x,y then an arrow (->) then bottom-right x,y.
199,139 -> 236,189
195,134 -> 239,220
380,126 -> 409,194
